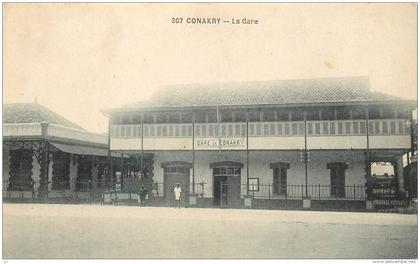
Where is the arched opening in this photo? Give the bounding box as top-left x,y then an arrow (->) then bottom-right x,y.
210,161 -> 243,207
161,161 -> 192,205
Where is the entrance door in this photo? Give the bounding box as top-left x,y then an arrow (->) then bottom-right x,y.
162,162 -> 191,206
330,165 -> 345,197
212,164 -> 242,207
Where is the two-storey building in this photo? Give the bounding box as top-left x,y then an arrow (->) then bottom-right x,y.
104,77 -> 416,209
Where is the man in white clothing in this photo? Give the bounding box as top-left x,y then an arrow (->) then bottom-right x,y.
173,183 -> 182,208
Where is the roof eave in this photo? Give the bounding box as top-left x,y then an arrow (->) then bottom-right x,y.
103,99 -> 417,114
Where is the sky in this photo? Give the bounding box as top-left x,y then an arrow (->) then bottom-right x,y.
4,3 -> 417,134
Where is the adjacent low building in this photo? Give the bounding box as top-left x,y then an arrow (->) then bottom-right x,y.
104,76 -> 417,209
3,102 -> 121,200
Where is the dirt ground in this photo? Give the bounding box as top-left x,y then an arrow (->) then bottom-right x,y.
2,203 -> 418,259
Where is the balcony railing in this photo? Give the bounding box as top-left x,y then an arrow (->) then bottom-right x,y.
3,123 -> 42,137
110,119 -> 410,139
3,123 -> 107,145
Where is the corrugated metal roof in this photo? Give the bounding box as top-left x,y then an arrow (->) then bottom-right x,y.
3,103 -> 85,130
117,76 -> 404,111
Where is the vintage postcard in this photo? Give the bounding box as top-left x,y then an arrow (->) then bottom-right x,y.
2,2 -> 418,260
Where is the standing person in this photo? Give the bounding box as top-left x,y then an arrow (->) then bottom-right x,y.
173,183 -> 182,208
138,184 -> 147,205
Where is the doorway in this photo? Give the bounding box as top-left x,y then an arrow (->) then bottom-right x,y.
211,162 -> 243,207
162,161 -> 192,206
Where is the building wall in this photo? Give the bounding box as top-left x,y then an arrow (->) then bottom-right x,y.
152,150 -> 366,199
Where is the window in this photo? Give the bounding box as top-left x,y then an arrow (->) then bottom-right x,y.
130,115 -> 140,124
221,110 -> 234,122
256,124 -> 262,136
207,111 -> 217,123
327,163 -> 347,198
298,123 -> 304,135
330,123 -> 336,134
270,162 -> 290,196
209,124 -> 215,137
277,111 -> 289,121
284,124 -> 290,135
263,111 -> 275,122
291,123 -> 298,135
337,122 -> 343,134
382,108 -> 395,119
398,121 -> 404,134
181,112 -> 193,123
248,110 -> 260,122
175,125 -> 180,136
249,124 -> 255,135
156,113 -> 167,124
374,121 -> 380,134
345,122 -> 351,134
234,111 -> 247,122
291,111 -> 304,121
270,124 -> 276,135
195,112 -> 207,123
277,124 -> 283,135
307,123 -> 313,135
315,123 -> 321,135
201,124 -> 207,137
336,108 -> 350,120
235,124 -> 240,136
369,108 -> 380,119
263,124 -> 269,135
121,115 -> 130,124
222,124 -> 227,136
390,121 -> 396,134
195,125 -> 201,137
306,110 -> 319,121
382,121 -> 388,134
360,122 -> 366,134
168,113 -> 181,123
353,122 -> 359,134
320,109 -> 335,120
143,113 -> 153,124
322,123 -> 329,134
352,109 -> 366,120
241,124 -> 246,136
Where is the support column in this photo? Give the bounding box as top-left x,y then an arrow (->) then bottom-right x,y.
395,155 -> 405,194
91,156 -> 98,190
69,155 -> 78,191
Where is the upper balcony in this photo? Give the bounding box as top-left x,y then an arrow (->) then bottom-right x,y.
109,119 -> 412,151
4,123 -> 108,145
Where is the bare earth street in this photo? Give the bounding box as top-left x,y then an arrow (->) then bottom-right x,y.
3,203 -> 417,259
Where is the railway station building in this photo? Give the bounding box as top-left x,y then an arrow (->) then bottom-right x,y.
105,77 -> 417,209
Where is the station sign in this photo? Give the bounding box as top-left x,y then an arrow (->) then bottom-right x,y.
195,138 -> 246,149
